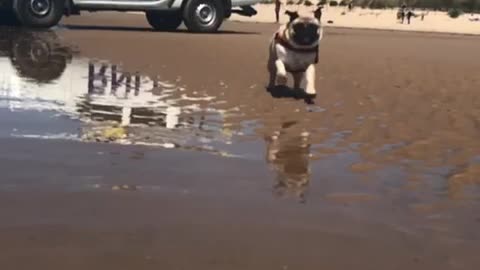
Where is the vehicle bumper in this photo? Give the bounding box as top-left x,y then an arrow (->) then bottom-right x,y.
231,5 -> 256,17
231,0 -> 259,7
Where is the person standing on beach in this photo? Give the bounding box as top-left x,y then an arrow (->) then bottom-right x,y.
315,4 -> 323,20
398,3 -> 407,24
275,0 -> 281,23
406,9 -> 414,24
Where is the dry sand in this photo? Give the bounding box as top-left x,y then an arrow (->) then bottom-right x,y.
231,5 -> 480,35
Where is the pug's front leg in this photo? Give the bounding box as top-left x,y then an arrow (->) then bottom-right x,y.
275,60 -> 288,86
304,64 -> 316,96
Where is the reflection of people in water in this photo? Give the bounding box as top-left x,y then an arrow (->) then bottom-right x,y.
265,126 -> 311,203
81,61 -> 182,127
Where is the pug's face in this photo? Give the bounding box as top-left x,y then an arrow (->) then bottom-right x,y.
285,8 -> 322,47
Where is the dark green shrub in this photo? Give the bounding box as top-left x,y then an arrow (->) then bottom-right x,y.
448,8 -> 463,18
369,0 -> 386,9
304,0 -> 314,6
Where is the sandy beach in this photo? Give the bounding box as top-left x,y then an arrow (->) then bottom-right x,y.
1,11 -> 480,270
231,4 -> 480,35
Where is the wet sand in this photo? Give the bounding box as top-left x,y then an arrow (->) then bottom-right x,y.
1,12 -> 480,269
1,138 -> 480,270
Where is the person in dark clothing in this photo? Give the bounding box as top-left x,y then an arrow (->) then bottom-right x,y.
315,5 -> 323,20
397,4 -> 406,24
275,0 -> 281,23
397,9 -> 405,23
406,9 -> 414,24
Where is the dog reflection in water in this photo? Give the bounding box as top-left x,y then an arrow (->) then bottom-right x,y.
265,128 -> 311,203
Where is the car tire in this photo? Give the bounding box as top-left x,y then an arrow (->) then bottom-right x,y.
182,0 -> 225,33
13,0 -> 64,28
0,9 -> 20,26
146,11 -> 183,31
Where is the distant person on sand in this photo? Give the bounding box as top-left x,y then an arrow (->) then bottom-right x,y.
347,1 -> 353,11
397,5 -> 406,24
275,0 -> 281,23
406,9 -> 414,24
315,4 -> 323,20
420,8 -> 426,21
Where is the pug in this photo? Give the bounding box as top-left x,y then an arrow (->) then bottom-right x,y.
267,7 -> 323,98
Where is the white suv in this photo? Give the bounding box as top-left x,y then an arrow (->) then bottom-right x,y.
0,0 -> 259,32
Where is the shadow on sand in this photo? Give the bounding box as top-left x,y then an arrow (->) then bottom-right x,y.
62,24 -> 260,35
266,85 -> 316,105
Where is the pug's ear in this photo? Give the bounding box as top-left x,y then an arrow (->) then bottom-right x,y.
314,6 -> 322,20
285,10 -> 299,23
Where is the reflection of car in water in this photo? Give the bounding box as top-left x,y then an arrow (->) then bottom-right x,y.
0,0 -> 259,32
0,30 -> 230,145
0,29 -> 81,113
0,29 -> 163,117
0,28 -> 72,84
265,124 -> 311,203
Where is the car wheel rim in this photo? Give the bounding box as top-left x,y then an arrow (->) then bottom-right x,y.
29,40 -> 50,64
29,0 -> 51,17
12,38 -> 51,65
195,3 -> 216,26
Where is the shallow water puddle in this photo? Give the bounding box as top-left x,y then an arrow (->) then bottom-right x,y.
0,28 -> 248,158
